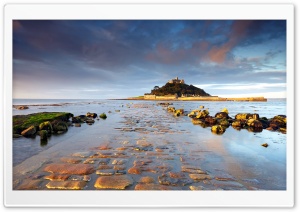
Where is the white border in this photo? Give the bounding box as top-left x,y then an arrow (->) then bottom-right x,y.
4,3 -> 294,207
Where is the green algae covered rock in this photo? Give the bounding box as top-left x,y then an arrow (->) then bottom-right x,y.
13,112 -> 73,134
39,121 -> 52,132
100,113 -> 107,119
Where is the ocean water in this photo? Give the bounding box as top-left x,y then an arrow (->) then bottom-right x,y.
12,98 -> 287,190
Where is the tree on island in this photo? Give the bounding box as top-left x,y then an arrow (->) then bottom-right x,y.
147,82 -> 210,97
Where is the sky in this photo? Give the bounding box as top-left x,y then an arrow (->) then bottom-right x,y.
13,20 -> 286,99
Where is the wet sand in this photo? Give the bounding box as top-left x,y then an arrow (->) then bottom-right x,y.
13,102 -> 286,190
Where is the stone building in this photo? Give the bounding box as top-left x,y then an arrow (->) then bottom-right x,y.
168,76 -> 185,84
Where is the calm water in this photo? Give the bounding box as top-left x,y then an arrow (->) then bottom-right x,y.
12,99 -> 286,190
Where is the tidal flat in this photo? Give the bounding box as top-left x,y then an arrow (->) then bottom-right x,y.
12,99 -> 286,190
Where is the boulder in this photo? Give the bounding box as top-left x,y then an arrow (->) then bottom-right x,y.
211,125 -> 226,135
52,121 -> 68,133
215,112 -> 228,119
217,118 -> 229,127
39,121 -> 52,132
167,107 -> 176,113
196,109 -> 209,119
205,116 -> 217,125
86,119 -> 95,124
247,119 -> 263,128
231,120 -> 246,128
86,112 -> 97,118
221,108 -> 229,114
72,115 -> 88,123
99,113 -> 107,119
235,113 -> 259,120
269,115 -> 286,128
21,125 -> 36,137
17,106 -> 29,110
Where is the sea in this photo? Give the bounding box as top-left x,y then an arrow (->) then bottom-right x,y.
12,98 -> 287,190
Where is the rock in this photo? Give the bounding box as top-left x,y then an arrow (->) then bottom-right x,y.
221,108 -> 229,114
13,134 -> 22,138
68,175 -> 91,182
136,140 -> 152,147
85,119 -> 95,124
111,159 -> 127,165
133,159 -> 153,166
72,152 -> 91,158
158,174 -> 192,186
270,115 -> 286,128
261,143 -> 269,147
52,121 -> 68,133
128,167 -> 141,174
17,106 -> 29,110
181,166 -> 207,174
259,119 -> 270,129
94,175 -> 133,189
115,110 -> 120,112
205,116 -> 217,125
199,105 -> 204,109
98,165 -> 113,170
96,170 -> 115,176
99,113 -> 107,119
139,176 -> 155,183
46,181 -> 87,190
83,158 -> 97,164
247,119 -> 263,128
39,121 -> 53,132
189,174 -> 211,181
134,183 -> 171,190
17,179 -> 43,190
217,118 -> 229,127
215,112 -> 228,119
86,112 -> 97,118
99,158 -> 111,165
190,185 -> 204,190
60,157 -> 82,164
44,164 -> 95,175
169,172 -> 186,179
39,130 -> 48,141
115,170 -> 126,175
191,118 -> 206,127
74,123 -> 81,127
44,174 -> 70,181
231,120 -> 246,128
21,125 -> 36,137
211,125 -> 226,135
167,107 -> 176,113
113,165 -> 126,171
235,113 -> 259,120
196,110 -> 209,119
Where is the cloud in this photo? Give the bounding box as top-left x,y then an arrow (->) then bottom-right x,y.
12,20 -> 287,99
207,21 -> 253,63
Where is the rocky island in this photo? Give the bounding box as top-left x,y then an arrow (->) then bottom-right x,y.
126,77 -> 267,102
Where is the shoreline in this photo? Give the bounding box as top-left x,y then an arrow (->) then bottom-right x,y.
112,96 -> 268,102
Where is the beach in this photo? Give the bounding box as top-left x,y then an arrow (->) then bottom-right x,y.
12,99 -> 286,190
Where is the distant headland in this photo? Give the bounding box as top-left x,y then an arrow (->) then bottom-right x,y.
124,77 -> 267,102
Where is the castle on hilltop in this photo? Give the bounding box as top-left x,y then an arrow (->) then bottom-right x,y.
168,76 -> 185,84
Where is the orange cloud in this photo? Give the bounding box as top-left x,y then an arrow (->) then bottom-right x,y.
208,21 -> 253,63
13,20 -> 22,31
